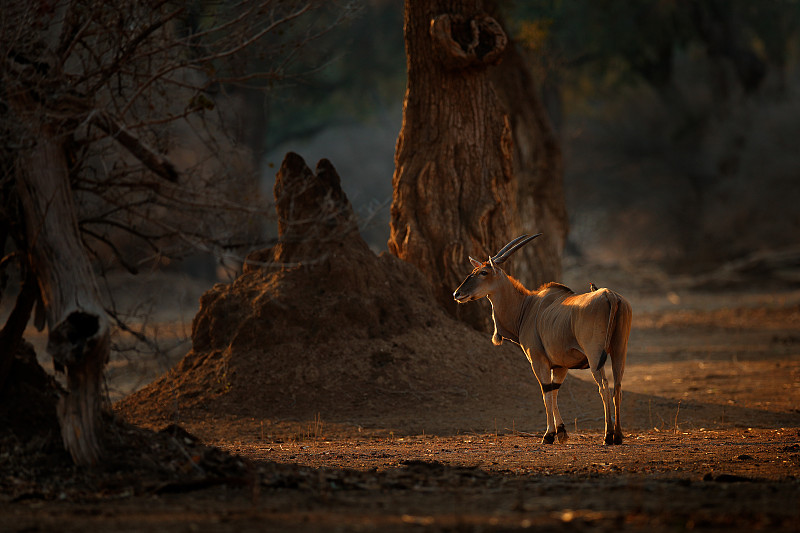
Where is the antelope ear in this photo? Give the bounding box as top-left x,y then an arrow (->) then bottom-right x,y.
488,256 -> 498,272
469,256 -> 482,268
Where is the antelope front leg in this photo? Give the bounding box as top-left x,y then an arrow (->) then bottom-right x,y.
551,367 -> 569,443
529,356 -> 559,444
540,380 -> 558,444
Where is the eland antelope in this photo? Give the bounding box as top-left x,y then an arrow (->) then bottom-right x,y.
453,234 -> 632,445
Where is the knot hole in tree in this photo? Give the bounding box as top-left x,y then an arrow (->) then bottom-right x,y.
430,13 -> 507,70
47,311 -> 104,368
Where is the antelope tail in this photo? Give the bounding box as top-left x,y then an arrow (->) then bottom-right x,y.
602,290 -> 620,362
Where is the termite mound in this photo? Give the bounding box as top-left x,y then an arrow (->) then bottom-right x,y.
116,153 -> 547,434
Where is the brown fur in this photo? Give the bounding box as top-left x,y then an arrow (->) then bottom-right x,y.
455,262 -> 632,445
535,281 -> 574,294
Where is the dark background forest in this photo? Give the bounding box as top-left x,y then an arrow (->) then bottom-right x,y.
263,0 -> 800,274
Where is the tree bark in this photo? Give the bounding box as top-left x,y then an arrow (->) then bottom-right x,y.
389,0 -> 520,327
488,33 -> 567,290
15,123 -> 110,466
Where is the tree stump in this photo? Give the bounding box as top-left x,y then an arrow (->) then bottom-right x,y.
16,124 -> 110,466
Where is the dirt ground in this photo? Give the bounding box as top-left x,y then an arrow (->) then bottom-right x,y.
3,278 -> 799,532
3,157 -> 799,531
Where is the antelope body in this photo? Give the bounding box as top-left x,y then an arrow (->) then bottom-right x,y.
453,234 -> 632,445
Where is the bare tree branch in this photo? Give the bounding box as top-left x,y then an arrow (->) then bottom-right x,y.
120,2 -> 314,117
90,111 -> 179,182
80,227 -> 142,275
87,4 -> 184,95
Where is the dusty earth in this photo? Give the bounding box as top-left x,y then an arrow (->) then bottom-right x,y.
2,154 -> 799,532
3,284 -> 799,532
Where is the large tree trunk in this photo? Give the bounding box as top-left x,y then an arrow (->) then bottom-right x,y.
389,0 -> 520,327
489,32 -> 567,290
15,123 -> 110,466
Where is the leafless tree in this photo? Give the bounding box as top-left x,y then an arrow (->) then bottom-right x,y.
0,0 -> 355,465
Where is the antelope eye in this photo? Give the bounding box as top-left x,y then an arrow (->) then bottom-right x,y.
479,270 -> 489,276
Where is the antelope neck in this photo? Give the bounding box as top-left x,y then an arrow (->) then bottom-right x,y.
488,275 -> 528,343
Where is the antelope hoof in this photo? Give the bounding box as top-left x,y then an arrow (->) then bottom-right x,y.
613,431 -> 623,445
604,432 -> 615,445
556,424 -> 568,443
542,432 -> 556,444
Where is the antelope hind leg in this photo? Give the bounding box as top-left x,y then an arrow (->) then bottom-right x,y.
556,423 -> 568,443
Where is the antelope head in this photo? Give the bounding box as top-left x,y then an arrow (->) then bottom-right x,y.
453,233 -> 541,303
